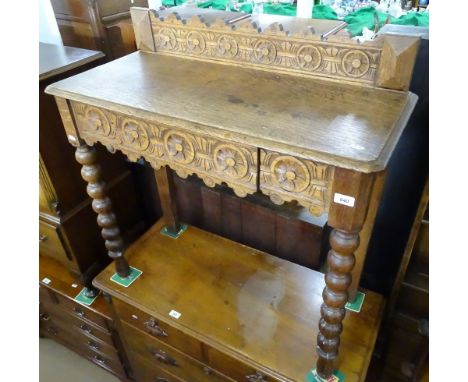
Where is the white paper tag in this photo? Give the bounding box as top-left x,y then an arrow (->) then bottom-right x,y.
71,283 -> 78,288
169,310 -> 181,319
42,277 -> 51,285
131,314 -> 138,320
334,193 -> 355,207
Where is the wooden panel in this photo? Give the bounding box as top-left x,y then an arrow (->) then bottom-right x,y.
200,187 -> 222,235
113,298 -> 204,362
45,52 -> 418,173
121,322 -> 230,382
39,220 -> 77,270
241,202 -> 276,255
94,219 -> 385,382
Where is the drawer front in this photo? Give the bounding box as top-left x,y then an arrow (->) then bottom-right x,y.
114,298 -> 204,362
39,285 -> 58,305
121,322 -> 230,382
259,149 -> 334,217
53,291 -> 110,332
132,353 -> 186,382
71,102 -> 258,198
39,220 -> 77,270
40,299 -> 114,345
206,346 -> 281,382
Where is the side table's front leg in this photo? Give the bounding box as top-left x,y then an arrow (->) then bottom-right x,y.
316,168 -> 375,380
75,144 -> 130,278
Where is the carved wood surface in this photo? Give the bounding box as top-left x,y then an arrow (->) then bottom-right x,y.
149,11 -> 383,86
71,101 -> 258,198
259,149 -> 334,216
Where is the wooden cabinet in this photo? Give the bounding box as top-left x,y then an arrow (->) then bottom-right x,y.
51,0 -> 148,60
39,42 -> 144,295
39,256 -> 130,380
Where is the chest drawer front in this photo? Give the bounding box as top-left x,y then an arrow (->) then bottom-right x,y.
53,291 -> 110,332
39,220 -> 77,270
39,285 -> 58,305
114,298 -> 204,362
121,321 -> 230,382
71,102 -> 258,198
132,353 -> 186,382
206,346 -> 281,382
259,149 -> 334,217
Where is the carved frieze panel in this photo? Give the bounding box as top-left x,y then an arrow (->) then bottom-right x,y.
259,149 -> 334,216
150,13 -> 381,85
71,102 -> 257,197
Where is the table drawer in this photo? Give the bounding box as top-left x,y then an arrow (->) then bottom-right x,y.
121,321 -> 230,382
53,291 -> 110,332
132,353 -> 186,382
206,346 -> 281,382
39,220 -> 76,270
114,298 -> 204,362
40,299 -> 114,345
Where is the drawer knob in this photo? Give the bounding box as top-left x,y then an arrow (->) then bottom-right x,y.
151,349 -> 178,366
80,324 -> 92,334
39,234 -> 48,242
144,317 -> 168,337
47,327 -> 58,336
94,355 -> 107,366
246,372 -> 268,382
87,340 -> 100,351
73,307 -> 86,318
39,313 -> 50,321
203,366 -> 213,375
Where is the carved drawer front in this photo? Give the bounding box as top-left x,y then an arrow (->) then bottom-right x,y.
53,291 -> 110,332
132,352 -> 186,382
71,101 -> 258,198
205,345 -> 281,382
114,298 -> 204,362
39,220 -> 77,271
121,321 -> 231,382
259,149 -> 334,217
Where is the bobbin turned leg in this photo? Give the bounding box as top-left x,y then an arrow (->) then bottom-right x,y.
154,166 -> 181,235
75,144 -> 130,279
316,169 -> 375,380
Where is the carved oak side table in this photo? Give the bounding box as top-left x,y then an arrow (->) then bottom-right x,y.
46,7 -> 420,382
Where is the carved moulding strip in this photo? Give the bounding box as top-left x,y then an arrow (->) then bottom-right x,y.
70,101 -> 257,198
150,13 -> 382,85
259,149 -> 334,217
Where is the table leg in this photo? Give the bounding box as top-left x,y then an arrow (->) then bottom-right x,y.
75,144 -> 130,278
316,169 -> 375,379
154,166 -> 181,234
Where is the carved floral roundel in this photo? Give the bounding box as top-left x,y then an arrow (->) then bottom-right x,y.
157,28 -> 177,50
85,107 -> 111,136
342,50 -> 370,78
297,45 -> 322,71
217,35 -> 239,58
271,156 -> 310,193
122,118 -> 150,151
186,31 -> 206,54
254,40 -> 277,64
214,144 -> 248,179
164,132 -> 195,164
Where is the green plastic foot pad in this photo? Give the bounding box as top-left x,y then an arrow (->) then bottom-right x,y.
110,266 -> 142,288
345,291 -> 366,313
160,223 -> 188,239
306,369 -> 345,382
74,287 -> 100,306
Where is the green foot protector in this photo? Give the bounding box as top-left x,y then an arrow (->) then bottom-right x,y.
160,223 -> 188,239
345,291 -> 366,313
306,368 -> 345,382
110,266 -> 142,288
74,287 -> 100,306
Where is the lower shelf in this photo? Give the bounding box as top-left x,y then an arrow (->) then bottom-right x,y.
94,219 -> 385,382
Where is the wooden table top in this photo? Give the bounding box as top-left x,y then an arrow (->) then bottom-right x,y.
39,42 -> 104,81
46,51 -> 417,173
94,219 -> 385,382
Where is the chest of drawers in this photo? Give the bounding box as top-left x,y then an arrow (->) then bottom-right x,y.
39,256 -> 130,380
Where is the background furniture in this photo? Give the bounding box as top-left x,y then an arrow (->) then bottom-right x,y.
40,255 -> 131,380
50,0 -> 148,60
39,42 -> 144,296
46,6 -> 420,381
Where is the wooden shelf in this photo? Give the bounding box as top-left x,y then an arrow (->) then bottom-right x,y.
94,219 -> 385,381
